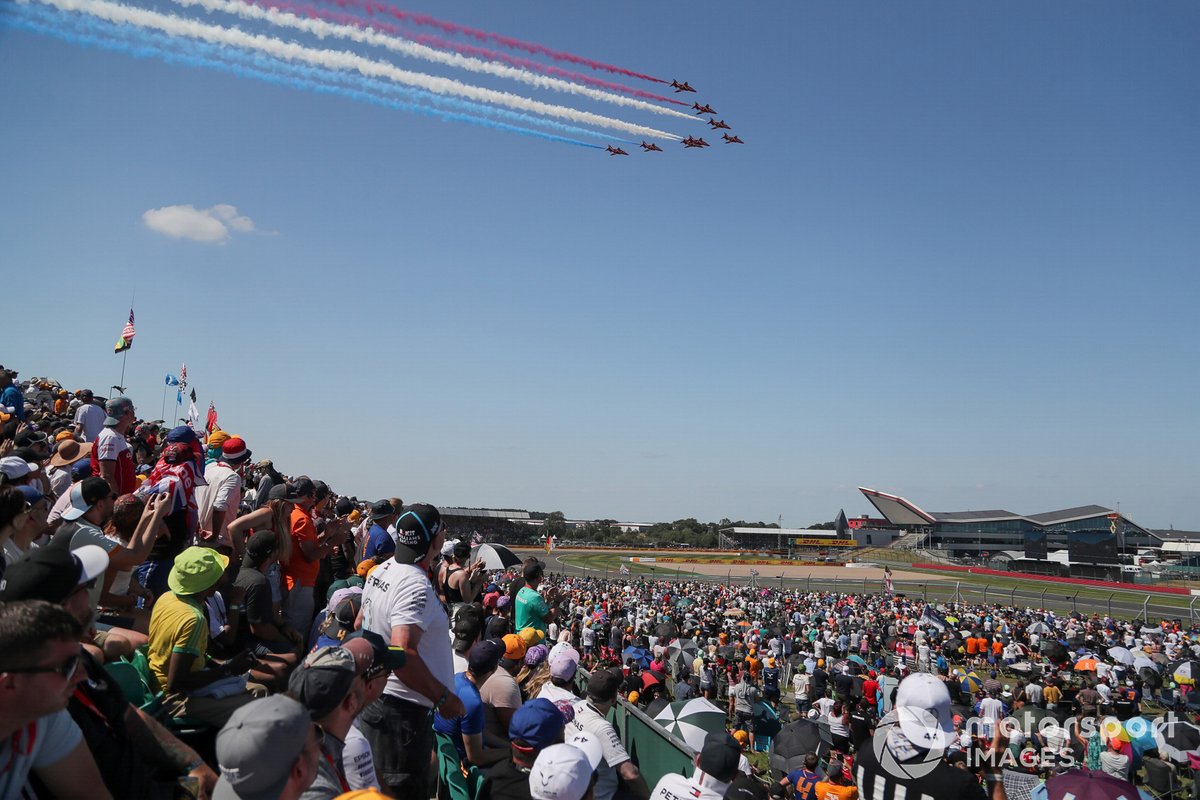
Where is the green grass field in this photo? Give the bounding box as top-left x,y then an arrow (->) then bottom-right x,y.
552,550 -> 1198,615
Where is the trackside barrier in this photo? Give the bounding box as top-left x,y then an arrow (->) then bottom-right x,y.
575,669 -> 696,789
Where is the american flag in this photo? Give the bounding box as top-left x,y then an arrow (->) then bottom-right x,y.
114,308 -> 136,353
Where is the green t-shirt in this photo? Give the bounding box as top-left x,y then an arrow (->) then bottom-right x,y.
514,585 -> 550,634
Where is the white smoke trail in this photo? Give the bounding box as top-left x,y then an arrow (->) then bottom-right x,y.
32,0 -> 683,140
171,0 -> 698,122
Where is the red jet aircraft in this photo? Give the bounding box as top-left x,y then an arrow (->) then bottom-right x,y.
722,133 -> 744,144
692,103 -> 716,115
639,141 -> 663,152
681,136 -> 709,148
670,79 -> 696,93
606,146 -> 629,156
707,119 -> 731,130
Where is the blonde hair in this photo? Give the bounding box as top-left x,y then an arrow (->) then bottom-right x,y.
269,498 -> 293,565
521,663 -> 552,702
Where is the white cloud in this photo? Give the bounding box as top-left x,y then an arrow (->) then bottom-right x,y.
142,203 -> 260,243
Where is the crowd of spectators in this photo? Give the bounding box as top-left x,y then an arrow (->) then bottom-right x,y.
4,363 -> 1200,800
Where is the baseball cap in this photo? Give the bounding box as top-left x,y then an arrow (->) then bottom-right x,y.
502,634 -> 528,662
369,500 -> 395,520
0,456 -> 39,481
61,477 -> 113,521
288,646 -> 358,719
452,609 -> 484,652
529,743 -> 595,800
342,629 -> 406,675
496,596 -> 512,610
698,732 -> 741,782
394,504 -> 442,550
70,459 -> 93,481
289,477 -> 316,498
103,396 -> 134,427
440,539 -> 457,557
562,728 -> 603,771
894,672 -> 955,749
586,669 -> 621,702
213,695 -> 311,800
468,639 -> 506,676
524,644 -> 549,667
244,530 -> 279,563
510,698 -> 567,750
334,497 -> 355,517
549,645 -> 581,681
0,544 -> 109,603
519,627 -> 546,647
14,485 -> 44,506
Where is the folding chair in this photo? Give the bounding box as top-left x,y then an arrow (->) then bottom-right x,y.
435,732 -> 484,800
124,646 -> 212,737
1143,756 -> 1183,800
104,660 -> 162,714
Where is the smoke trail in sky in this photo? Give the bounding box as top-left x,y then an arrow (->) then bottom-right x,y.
31,0 -> 684,140
320,0 -> 667,84
237,0 -> 691,106
2,4 -> 614,148
171,0 -> 697,121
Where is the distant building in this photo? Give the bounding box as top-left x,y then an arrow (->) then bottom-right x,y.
857,487 -> 1159,560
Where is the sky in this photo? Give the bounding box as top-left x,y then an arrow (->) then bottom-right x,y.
2,1 -> 1198,529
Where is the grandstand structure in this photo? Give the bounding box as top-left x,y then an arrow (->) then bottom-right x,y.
857,487 -> 1160,561
717,526 -> 856,553
440,507 -> 540,546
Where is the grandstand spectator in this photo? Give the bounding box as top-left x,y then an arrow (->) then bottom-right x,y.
196,434 -> 252,554
357,499 -> 398,566
538,644 -> 582,705
435,638 -> 511,767
284,477 -> 350,632
233,530 -> 304,667
528,736 -> 604,800
46,437 -> 90,497
211,695 -> 322,800
92,395 -> 137,496
0,367 -> 25,422
479,697 -> 568,800
441,539 -> 489,608
146,546 -> 258,725
358,502 -> 463,795
251,459 -> 285,509
452,604 -> 485,674
0,600 -> 111,799
46,458 -> 92,531
95,493 -> 164,629
568,669 -> 649,800
515,559 -> 556,636
72,389 -> 105,441
482,633 -> 527,744
648,731 -> 740,800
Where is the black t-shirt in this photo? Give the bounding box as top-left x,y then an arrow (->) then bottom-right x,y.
849,710 -> 873,749
234,563 -> 274,648
811,668 -> 828,697
55,652 -> 165,798
480,758 -> 533,800
833,673 -> 854,697
854,740 -> 987,800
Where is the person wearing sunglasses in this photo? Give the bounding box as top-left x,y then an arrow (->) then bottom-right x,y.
1,543 -> 220,799
0,600 -> 111,800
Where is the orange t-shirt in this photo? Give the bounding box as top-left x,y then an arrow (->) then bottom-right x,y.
992,640 -> 1003,655
966,638 -> 979,655
284,506 -> 320,589
814,781 -> 858,800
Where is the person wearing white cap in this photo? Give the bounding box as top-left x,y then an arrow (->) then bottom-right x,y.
0,455 -> 39,487
853,672 -> 999,800
528,731 -> 604,800
538,644 -> 582,705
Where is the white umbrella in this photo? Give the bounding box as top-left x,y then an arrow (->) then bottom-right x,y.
653,698 -> 725,751
1134,656 -> 1160,673
1028,622 -> 1052,636
469,543 -> 522,571
1107,647 -> 1134,666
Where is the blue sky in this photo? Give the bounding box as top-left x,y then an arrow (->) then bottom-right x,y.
2,1 -> 1197,528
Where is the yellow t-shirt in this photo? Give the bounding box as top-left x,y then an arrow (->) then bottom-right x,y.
147,591 -> 209,692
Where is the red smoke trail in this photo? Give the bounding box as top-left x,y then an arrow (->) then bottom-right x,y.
320,0 -> 668,84
245,0 -> 687,104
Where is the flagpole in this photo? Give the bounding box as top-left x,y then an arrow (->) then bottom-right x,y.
118,289 -> 134,397
160,377 -> 168,423
119,349 -> 129,395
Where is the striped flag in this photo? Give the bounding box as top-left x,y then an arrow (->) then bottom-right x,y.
544,535 -> 555,553
113,308 -> 136,353
206,402 -> 218,434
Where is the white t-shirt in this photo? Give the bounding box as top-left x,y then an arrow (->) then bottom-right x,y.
0,709 -> 83,800
570,701 -> 630,800
196,461 -> 242,546
649,769 -> 731,800
537,682 -> 580,706
360,558 -> 453,708
344,723 -> 380,790
69,521 -> 118,612
74,403 -> 106,441
95,426 -> 130,462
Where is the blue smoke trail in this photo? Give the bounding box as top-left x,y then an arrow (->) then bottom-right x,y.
2,2 -> 619,148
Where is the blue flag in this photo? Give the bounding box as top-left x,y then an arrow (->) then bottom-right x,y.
176,390 -> 182,404
165,373 -> 179,386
